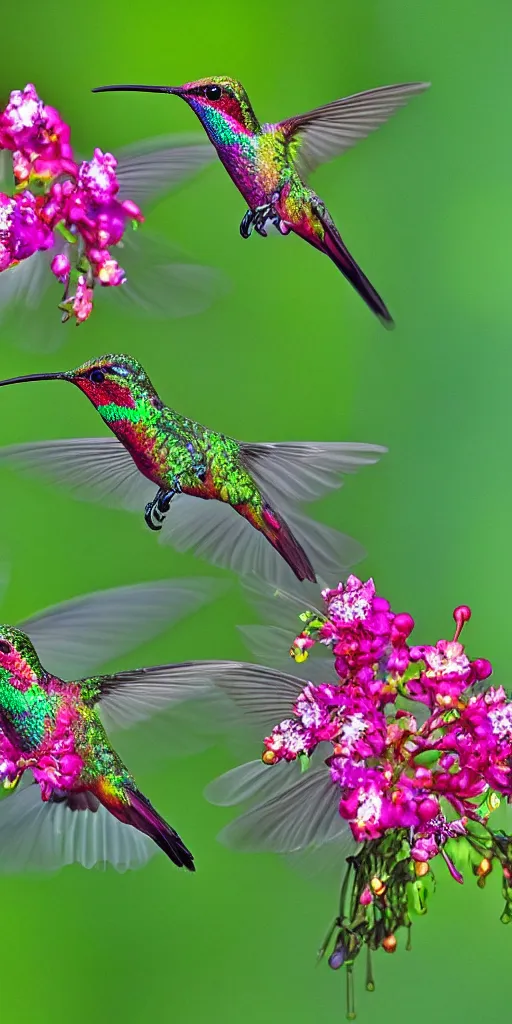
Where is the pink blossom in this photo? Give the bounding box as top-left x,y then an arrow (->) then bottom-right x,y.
265,581 -> 512,998
0,83 -> 145,323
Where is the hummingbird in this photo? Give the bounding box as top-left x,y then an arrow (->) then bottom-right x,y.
0,354 -> 385,588
0,574 -> 228,873
92,77 -> 430,325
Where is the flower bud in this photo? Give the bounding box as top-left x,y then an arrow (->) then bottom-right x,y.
476,858 -> 492,878
382,934 -> 397,953
393,612 -> 415,637
453,605 -> 471,626
414,767 -> 433,787
262,750 -> 277,765
50,253 -> 70,281
328,940 -> 346,969
359,886 -> 373,906
417,797 -> 439,822
453,605 -> 471,640
415,861 -> 429,877
472,658 -> 492,681
370,876 -> 386,896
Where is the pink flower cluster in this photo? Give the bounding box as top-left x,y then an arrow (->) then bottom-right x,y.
261,576 -> 512,1011
0,699 -> 83,800
0,83 -> 144,323
264,576 -> 502,863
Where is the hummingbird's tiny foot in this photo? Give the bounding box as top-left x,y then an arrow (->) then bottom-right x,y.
240,209 -> 254,239
144,499 -> 164,531
144,482 -> 182,532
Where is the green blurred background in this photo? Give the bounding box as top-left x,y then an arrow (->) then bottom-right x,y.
0,0 -> 510,1020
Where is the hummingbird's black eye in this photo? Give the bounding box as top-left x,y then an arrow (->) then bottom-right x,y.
0,641 -> 11,655
204,84 -> 222,101
89,369 -> 105,384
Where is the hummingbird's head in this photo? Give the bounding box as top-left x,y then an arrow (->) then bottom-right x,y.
65,353 -> 160,411
93,77 -> 260,137
0,353 -> 162,415
0,626 -> 44,687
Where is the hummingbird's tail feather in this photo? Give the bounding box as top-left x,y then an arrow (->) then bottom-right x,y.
246,500 -> 317,583
317,210 -> 393,327
96,780 -> 195,871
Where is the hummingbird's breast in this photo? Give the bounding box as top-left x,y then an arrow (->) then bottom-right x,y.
215,129 -> 289,209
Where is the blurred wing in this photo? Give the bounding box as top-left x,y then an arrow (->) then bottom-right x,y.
0,252 -> 47,316
237,624 -> 297,666
0,244 -> 84,353
207,661 -> 304,734
213,762 -> 346,853
94,658 -> 230,732
0,782 -> 155,872
95,659 -> 300,737
19,578 -> 222,681
114,134 -> 216,208
205,757 -> 302,806
286,507 -> 365,584
238,625 -> 335,680
237,574 -> 335,680
110,229 -> 229,319
240,441 -> 386,503
159,492 -> 365,586
0,250 -> 56,337
240,573 -> 325,626
280,82 -> 430,177
0,435 -> 154,511
285,831 -> 356,887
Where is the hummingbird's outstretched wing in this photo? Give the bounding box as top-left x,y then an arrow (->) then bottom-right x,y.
18,578 -> 223,681
239,440 -> 386,502
205,749 -> 349,854
0,781 -> 155,872
114,133 -> 216,208
0,435 -> 154,509
0,435 -> 384,586
279,82 -> 430,178
87,660 -> 234,733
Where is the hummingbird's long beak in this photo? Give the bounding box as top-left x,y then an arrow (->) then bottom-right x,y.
92,84 -> 181,95
0,372 -> 67,387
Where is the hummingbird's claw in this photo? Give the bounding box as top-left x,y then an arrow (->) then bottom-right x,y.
144,482 -> 182,532
240,200 -> 286,240
240,209 -> 254,238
